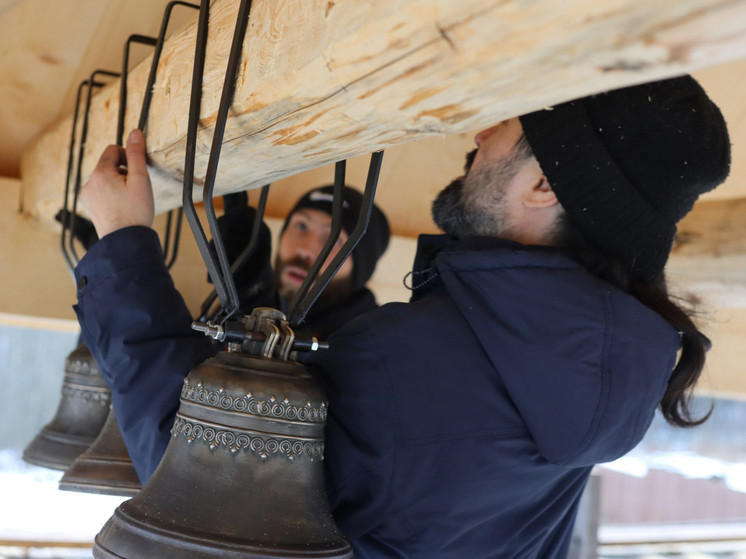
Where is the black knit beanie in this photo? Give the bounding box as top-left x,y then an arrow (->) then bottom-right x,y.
282,185 -> 390,292
518,75 -> 731,282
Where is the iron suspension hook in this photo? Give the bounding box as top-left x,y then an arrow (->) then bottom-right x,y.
137,1 -> 200,268
127,2 -> 202,269
199,0 -> 256,324
288,151 -> 384,328
118,35 -> 158,147
138,1 -> 200,134
61,78 -> 105,278
67,69 -> 121,267
198,184 -> 271,323
182,0 -> 254,326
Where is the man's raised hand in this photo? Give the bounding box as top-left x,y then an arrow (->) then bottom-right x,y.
81,129 -> 155,239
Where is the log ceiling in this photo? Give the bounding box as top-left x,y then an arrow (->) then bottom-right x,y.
11,0 -> 746,235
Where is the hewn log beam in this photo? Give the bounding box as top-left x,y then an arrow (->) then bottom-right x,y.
675,198 -> 746,257
0,0 -> 22,15
668,198 -> 746,309
20,0 -> 746,228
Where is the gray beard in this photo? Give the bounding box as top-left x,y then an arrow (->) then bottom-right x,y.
431,174 -> 507,239
431,178 -> 475,238
432,144 -> 529,239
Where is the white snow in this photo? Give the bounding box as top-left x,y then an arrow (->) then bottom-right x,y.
0,449 -> 127,542
602,448 -> 746,493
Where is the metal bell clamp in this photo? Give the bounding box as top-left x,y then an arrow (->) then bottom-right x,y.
184,0 -> 384,353
193,307 -> 330,360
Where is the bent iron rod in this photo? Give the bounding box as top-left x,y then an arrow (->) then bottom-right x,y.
68,69 -> 120,267
61,79 -> 104,278
286,161 -> 346,323
118,35 -> 158,147
181,0 -> 252,325
289,151 -> 384,328
200,0 -> 256,324
139,0 -> 200,134
198,184 -> 271,323
134,1 -> 202,269
138,1 -> 200,268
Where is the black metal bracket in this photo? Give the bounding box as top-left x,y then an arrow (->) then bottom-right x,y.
139,1 -> 200,134
181,0 -> 253,326
118,35 -> 158,146
120,33 -> 188,269
198,184 -> 271,322
61,78 -> 105,278
62,3 -> 200,275
66,69 -> 121,268
285,161 -> 346,324
287,151 -> 384,327
137,2 -> 199,269
183,0 -> 384,356
130,1 -> 200,269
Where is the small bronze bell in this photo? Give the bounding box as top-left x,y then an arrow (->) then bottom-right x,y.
59,405 -> 141,496
93,332 -> 352,558
23,343 -> 111,470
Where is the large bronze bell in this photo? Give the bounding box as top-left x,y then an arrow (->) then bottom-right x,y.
59,405 -> 141,496
23,343 -> 111,470
93,349 -> 352,558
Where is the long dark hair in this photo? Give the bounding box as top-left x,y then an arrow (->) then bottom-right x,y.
555,215 -> 711,428
510,126 -> 712,429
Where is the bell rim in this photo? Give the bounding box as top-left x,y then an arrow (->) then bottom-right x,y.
94,502 -> 354,559
58,479 -> 141,497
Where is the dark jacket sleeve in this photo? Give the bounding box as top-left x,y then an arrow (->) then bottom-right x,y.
73,226 -> 216,481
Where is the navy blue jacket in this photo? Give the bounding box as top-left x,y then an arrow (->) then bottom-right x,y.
75,227 -> 679,558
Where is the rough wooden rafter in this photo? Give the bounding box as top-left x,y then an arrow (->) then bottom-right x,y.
19,0 -> 746,235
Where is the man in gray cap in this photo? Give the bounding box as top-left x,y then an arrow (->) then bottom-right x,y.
212,184 -> 390,338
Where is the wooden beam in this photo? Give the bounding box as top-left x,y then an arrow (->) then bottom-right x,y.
0,0 -> 110,177
701,308 -> 746,398
675,198 -> 746,257
668,253 -> 746,309
663,197 -> 746,308
20,0 -> 746,229
0,0 -> 22,15
0,178 -> 78,324
0,0 -> 190,178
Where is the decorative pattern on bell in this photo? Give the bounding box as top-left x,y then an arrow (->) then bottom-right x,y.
23,343 -> 111,471
93,351 -> 353,558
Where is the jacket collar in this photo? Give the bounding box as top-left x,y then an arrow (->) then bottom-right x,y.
414,234 -> 586,274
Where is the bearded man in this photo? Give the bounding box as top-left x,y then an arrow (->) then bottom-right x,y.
211,184 -> 390,338
75,74 -> 729,557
